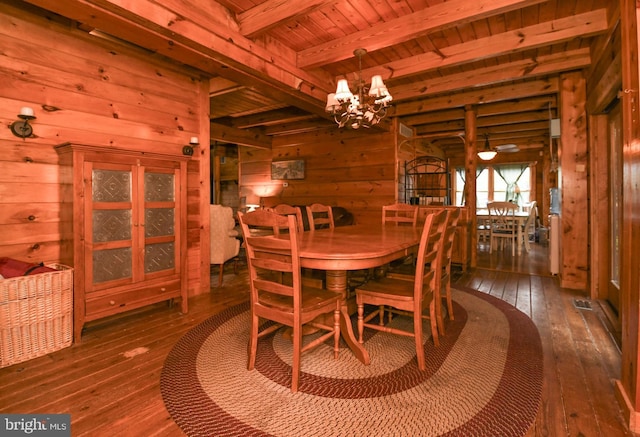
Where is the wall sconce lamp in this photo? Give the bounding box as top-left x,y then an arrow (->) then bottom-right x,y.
10,107 -> 36,140
182,137 -> 198,156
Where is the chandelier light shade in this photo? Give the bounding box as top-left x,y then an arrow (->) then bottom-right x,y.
325,48 -> 392,129
477,135 -> 497,161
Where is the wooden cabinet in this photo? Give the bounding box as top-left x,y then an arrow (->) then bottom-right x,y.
56,144 -> 189,342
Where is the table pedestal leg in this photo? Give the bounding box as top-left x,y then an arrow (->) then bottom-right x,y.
326,270 -> 370,365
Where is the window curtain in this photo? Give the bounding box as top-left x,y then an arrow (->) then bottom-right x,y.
494,164 -> 528,205
456,166 -> 486,205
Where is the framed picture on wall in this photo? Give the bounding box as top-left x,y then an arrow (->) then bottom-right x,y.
271,159 -> 305,180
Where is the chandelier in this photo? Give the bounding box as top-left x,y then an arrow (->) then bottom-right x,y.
325,48 -> 392,129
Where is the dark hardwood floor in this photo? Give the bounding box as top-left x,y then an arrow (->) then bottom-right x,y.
0,240 -> 632,436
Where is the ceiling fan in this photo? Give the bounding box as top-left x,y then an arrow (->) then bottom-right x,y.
495,143 -> 520,153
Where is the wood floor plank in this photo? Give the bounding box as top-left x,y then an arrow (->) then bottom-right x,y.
515,274 -> 532,316
0,243 -> 632,436
524,275 -> 565,436
547,282 -> 607,436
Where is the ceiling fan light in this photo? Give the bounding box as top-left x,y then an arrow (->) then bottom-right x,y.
478,135 -> 497,160
334,79 -> 353,101
477,150 -> 497,161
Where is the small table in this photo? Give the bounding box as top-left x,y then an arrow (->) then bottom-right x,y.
297,224 -> 422,364
476,209 -> 530,254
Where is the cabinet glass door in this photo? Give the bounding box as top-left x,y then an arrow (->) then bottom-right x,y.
143,170 -> 176,274
88,161 -> 180,288
90,166 -> 134,284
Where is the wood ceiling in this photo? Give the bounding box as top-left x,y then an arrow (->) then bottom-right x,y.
25,0 -> 614,156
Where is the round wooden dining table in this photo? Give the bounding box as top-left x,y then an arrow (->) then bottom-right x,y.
296,224 -> 422,364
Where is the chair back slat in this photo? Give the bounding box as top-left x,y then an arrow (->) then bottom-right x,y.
306,203 -> 335,230
488,201 -> 518,232
268,204 -> 305,233
238,210 -> 301,301
414,209 -> 448,301
382,203 -> 419,227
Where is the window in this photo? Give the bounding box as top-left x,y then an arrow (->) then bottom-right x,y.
455,164 -> 533,208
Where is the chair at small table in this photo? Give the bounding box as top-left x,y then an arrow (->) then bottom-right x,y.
488,201 -> 518,255
210,204 -> 241,286
306,203 -> 335,230
355,209 -> 448,370
382,203 -> 418,227
238,209 -> 341,393
521,201 -> 537,252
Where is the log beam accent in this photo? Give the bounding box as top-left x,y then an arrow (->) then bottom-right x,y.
416,112 -> 559,135
558,71 -> 588,290
464,105 -> 478,268
220,108 -> 320,129
24,0 -> 332,113
391,48 -> 590,102
297,0 -> 547,69
477,95 -> 557,117
210,122 -> 271,149
356,9 -> 607,82
238,0 -> 334,37
393,78 -> 559,117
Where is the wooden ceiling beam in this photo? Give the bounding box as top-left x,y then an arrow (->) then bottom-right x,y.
24,0 -> 334,113
238,0 -> 334,37
402,96 -> 556,126
221,108 -> 319,129
400,108 -> 466,126
479,121 -> 549,135
209,77 -> 245,96
415,111 -> 551,136
391,48 -> 590,102
392,78 -> 559,117
358,9 -> 607,82
436,134 -> 547,149
297,0 -> 546,69
263,119 -> 334,136
476,96 -> 557,117
210,122 -> 272,149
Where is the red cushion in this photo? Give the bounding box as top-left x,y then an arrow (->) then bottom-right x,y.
0,257 -> 56,278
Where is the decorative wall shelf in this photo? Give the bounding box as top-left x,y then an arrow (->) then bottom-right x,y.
405,156 -> 451,206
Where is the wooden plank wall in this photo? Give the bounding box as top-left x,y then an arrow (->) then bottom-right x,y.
0,3 -> 210,296
240,126 -> 397,226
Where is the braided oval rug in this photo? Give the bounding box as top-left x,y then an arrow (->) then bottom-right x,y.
161,287 -> 542,436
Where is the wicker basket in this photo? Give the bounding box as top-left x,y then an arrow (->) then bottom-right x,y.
0,264 -> 73,368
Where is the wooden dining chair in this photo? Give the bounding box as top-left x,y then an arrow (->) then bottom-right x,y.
438,208 -> 461,331
355,209 -> 448,370
268,204 -> 304,233
238,209 -> 341,393
306,203 -> 334,230
386,208 -> 457,335
488,201 -> 518,255
382,203 -> 419,227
